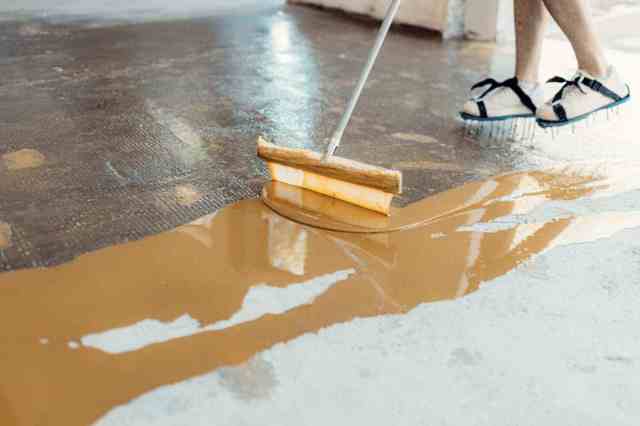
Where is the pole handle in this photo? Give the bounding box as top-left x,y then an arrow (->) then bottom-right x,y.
324,0 -> 403,159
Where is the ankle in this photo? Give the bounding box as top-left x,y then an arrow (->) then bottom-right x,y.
518,79 -> 542,94
515,73 -> 540,86
515,63 -> 540,83
578,60 -> 610,79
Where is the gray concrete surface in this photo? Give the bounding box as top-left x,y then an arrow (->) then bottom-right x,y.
1,0 -> 638,271
0,2 -> 519,271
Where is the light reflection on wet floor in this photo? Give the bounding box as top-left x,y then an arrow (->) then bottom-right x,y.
1,4 -> 639,271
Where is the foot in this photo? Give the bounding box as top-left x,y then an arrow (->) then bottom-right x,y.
460,77 -> 544,122
536,66 -> 631,128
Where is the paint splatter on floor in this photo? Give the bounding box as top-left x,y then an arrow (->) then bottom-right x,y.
175,185 -> 203,206
2,149 -> 45,171
0,222 -> 12,249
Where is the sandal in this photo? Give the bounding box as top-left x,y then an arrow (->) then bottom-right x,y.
536,66 -> 631,128
460,77 -> 542,122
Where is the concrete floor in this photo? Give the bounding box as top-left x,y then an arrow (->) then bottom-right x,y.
1,1 -> 638,271
1,2 -> 640,425
0,2 -> 515,271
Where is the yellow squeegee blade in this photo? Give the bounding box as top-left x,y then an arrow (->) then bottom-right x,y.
257,136 -> 402,215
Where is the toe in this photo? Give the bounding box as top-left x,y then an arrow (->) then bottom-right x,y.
462,100 -> 480,116
536,103 -> 558,121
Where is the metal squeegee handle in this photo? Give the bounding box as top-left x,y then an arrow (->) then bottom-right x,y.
324,0 -> 403,159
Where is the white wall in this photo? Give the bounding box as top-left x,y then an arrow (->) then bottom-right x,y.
1,0 -> 513,41
464,0 -> 499,40
290,0 -> 451,33
290,0 -> 510,40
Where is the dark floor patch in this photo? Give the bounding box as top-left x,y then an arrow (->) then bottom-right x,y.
0,4 -> 528,271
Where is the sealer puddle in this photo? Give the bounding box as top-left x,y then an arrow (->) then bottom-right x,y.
1,169 -> 636,426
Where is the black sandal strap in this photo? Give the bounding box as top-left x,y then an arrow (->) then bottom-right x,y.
581,77 -> 624,101
477,100 -> 487,118
503,78 -> 538,114
548,75 -> 626,103
548,76 -> 581,103
553,104 -> 568,122
471,78 -> 501,99
470,77 -> 537,114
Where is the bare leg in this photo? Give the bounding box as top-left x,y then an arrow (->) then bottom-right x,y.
461,1 -> 549,120
541,0 -> 609,77
514,0 -> 550,84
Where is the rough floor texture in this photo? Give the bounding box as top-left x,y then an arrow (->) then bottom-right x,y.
0,4 -> 510,271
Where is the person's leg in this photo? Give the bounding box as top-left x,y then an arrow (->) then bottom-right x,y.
461,0 -> 548,121
536,0 -> 631,126
514,0 -> 550,84
540,0 -> 607,77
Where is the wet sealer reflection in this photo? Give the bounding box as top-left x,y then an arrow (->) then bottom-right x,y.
0,170 -> 608,425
